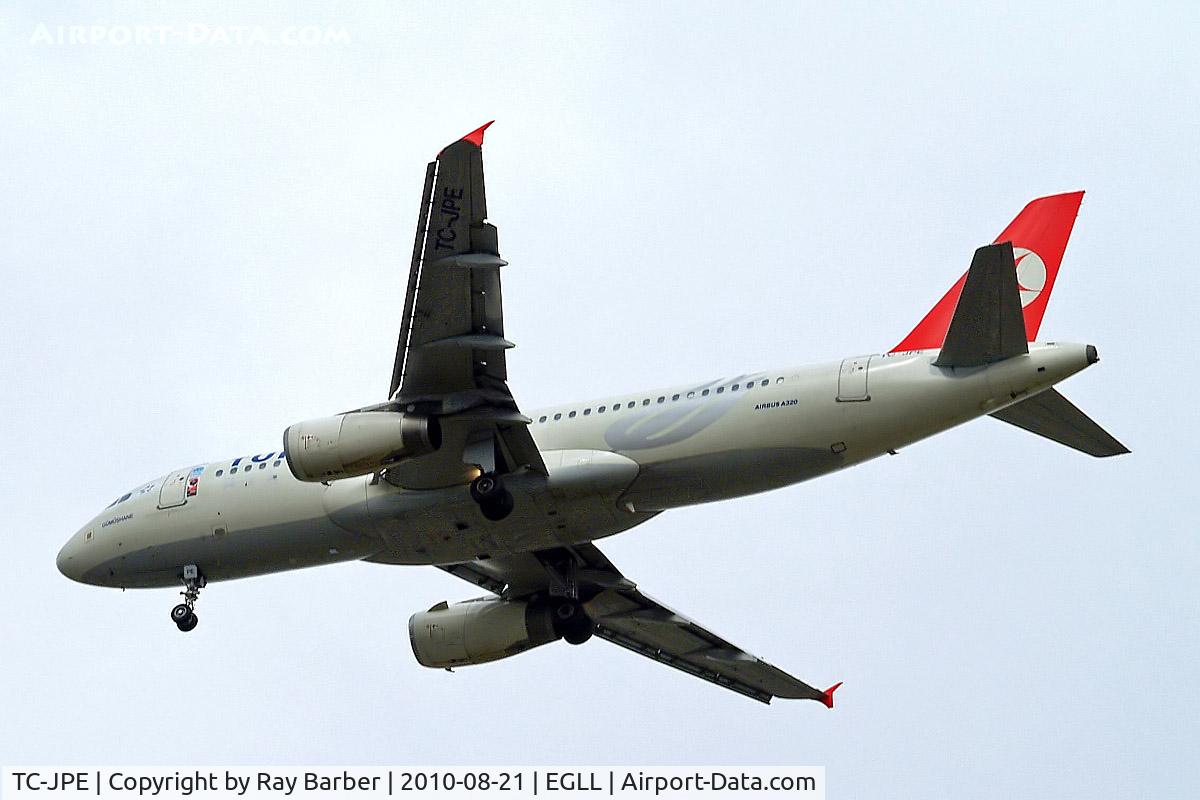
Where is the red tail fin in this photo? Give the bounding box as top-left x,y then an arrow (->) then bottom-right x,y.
891,191 -> 1084,352
820,681 -> 843,709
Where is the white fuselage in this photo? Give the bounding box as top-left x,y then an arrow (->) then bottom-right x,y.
57,343 -> 1094,588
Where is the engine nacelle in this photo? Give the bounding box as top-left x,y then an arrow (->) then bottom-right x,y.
408,598 -> 563,668
283,411 -> 441,482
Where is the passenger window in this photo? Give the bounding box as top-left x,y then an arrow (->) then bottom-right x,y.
598,406 -> 606,413
627,401 -> 635,409
744,381 -> 753,390
657,396 -> 665,404
273,461 -> 281,467
216,469 -> 224,477
702,389 -> 710,396
671,394 -> 680,401
259,463 -> 266,470
231,467 -> 238,474
642,399 -> 650,406
539,415 -> 547,423
761,379 -> 769,387
569,411 -> 577,418
732,384 -> 740,391
583,408 -> 591,416
687,391 -> 695,399
716,387 -> 725,394
776,377 -> 784,384
554,413 -> 562,421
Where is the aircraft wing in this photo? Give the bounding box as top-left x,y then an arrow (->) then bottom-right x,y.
439,543 -> 840,706
384,123 -> 545,488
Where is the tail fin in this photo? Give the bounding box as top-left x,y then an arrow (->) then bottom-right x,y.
892,191 -> 1085,352
933,243 -> 1028,367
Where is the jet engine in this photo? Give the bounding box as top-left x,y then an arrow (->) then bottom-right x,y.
283,411 -> 441,482
408,597 -> 593,669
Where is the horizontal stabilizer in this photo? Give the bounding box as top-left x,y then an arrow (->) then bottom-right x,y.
934,242 -> 1029,367
990,389 -> 1130,457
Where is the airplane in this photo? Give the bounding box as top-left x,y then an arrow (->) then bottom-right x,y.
57,122 -> 1128,706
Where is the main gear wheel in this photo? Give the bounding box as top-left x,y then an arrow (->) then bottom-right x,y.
470,473 -> 514,521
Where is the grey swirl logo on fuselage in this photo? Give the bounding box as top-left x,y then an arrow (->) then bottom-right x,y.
603,376 -> 749,451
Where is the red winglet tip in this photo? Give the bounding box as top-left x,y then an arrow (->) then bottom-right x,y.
820,681 -> 843,709
461,120 -> 495,147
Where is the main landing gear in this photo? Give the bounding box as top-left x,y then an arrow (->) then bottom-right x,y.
552,599 -> 594,645
470,472 -> 513,521
170,564 -> 205,632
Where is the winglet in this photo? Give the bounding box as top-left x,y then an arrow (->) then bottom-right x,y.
820,681 -> 843,709
438,122 -> 495,157
460,120 -> 494,148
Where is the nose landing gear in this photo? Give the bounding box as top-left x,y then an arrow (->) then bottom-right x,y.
470,473 -> 514,521
170,603 -> 198,632
170,564 -> 205,632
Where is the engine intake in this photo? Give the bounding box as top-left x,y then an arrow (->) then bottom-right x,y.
283,411 -> 441,482
409,598 -> 583,669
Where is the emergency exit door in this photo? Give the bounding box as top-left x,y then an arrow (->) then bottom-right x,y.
837,356 -> 872,402
158,469 -> 190,509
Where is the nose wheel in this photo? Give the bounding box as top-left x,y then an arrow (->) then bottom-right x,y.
470,473 -> 514,521
171,603 -> 198,631
170,565 -> 205,632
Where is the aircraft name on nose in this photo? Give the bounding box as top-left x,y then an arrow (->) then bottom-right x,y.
102,513 -> 132,528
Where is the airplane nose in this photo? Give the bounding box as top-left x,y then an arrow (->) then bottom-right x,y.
57,536 -> 85,582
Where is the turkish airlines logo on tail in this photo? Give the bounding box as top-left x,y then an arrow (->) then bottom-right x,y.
1013,247 -> 1047,308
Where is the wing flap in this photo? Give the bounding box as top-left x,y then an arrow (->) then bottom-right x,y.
390,161 -> 437,399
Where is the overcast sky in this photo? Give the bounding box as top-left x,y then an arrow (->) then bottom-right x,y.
2,2 -> 1197,797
